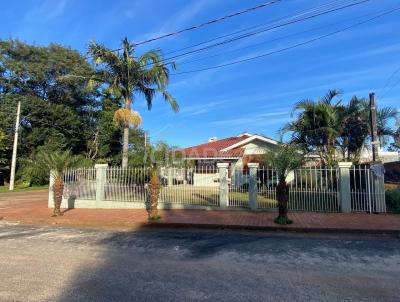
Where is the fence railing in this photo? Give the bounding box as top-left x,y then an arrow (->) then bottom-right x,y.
159,167 -> 220,207
63,167 -> 96,200
350,165 -> 386,213
59,162 -> 386,213
256,167 -> 339,212
105,167 -> 150,202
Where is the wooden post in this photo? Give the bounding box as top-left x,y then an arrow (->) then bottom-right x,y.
369,92 -> 379,162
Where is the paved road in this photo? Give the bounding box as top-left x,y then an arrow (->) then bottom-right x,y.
0,223 -> 399,302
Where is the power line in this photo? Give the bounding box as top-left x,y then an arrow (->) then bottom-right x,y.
175,10 -> 376,67
379,65 -> 400,96
81,0 -> 282,60
83,0 -> 357,62
163,0 -> 361,56
171,6 -> 400,75
159,0 -> 370,65
133,0 -> 282,46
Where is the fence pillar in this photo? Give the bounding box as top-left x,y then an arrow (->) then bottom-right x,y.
217,163 -> 229,208
338,162 -> 352,213
95,164 -> 108,203
48,171 -> 55,207
248,163 -> 259,211
166,167 -> 174,186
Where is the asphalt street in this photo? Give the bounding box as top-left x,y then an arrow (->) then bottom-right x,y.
0,222 -> 399,302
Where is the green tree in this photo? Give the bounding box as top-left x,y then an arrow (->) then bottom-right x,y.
283,90 -> 342,167
0,39 -> 98,161
264,144 -> 305,224
87,38 -> 179,168
336,96 -> 369,162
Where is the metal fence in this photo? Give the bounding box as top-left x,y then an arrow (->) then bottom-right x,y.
350,165 -> 386,213
256,167 -> 339,212
229,168 -> 249,207
61,164 -> 385,213
105,167 -> 150,202
63,168 -> 96,200
159,167 -> 220,207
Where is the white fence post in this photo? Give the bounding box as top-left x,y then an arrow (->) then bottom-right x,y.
248,163 -> 259,210
95,164 -> 108,203
338,162 -> 352,213
48,171 -> 55,208
167,167 -> 173,187
217,163 -> 229,208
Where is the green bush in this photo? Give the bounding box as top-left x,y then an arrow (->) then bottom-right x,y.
386,189 -> 400,214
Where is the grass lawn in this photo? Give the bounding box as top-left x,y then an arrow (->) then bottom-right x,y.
159,185 -> 278,208
0,184 -> 48,193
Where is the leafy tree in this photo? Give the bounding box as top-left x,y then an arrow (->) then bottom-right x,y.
87,38 -> 179,168
336,96 -> 369,162
264,144 -> 305,224
283,90 -> 342,167
0,39 -> 98,167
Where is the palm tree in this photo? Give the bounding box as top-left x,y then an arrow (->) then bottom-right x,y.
38,150 -> 79,216
336,96 -> 369,162
87,38 -> 179,168
147,166 -> 161,220
264,144 -> 305,224
360,100 -> 399,148
283,90 -> 342,167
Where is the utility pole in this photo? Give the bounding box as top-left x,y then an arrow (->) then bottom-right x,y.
9,101 -> 21,191
369,92 -> 379,162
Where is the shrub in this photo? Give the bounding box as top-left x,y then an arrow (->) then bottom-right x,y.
386,189 -> 400,214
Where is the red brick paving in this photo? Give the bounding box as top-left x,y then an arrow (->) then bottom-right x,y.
1,190 -> 400,232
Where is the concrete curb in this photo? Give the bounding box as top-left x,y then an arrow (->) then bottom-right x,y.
146,221 -> 400,237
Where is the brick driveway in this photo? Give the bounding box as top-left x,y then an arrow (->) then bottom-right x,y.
0,189 -> 399,233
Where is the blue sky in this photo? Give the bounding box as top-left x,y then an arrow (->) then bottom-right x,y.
0,0 -> 399,147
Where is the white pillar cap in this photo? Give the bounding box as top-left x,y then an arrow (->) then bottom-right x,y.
95,164 -> 109,168
217,163 -> 229,168
247,163 -> 259,168
338,162 -> 352,168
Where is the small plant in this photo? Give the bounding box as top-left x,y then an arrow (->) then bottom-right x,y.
274,216 -> 293,225
386,189 -> 400,213
264,144 -> 305,224
37,150 -> 79,217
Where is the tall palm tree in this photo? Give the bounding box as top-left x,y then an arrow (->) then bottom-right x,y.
336,96 -> 369,162
87,38 -> 179,168
38,150 -> 79,216
283,90 -> 342,167
264,144 -> 305,224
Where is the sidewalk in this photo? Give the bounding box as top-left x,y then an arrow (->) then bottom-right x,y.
0,190 -> 399,234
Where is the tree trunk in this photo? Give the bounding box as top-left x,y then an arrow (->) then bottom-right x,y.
147,172 -> 160,220
53,176 -> 64,217
122,126 -> 129,168
276,179 -> 289,218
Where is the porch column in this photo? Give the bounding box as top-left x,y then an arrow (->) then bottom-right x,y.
95,164 -> 108,203
338,162 -> 352,213
217,163 -> 229,208
248,163 -> 259,211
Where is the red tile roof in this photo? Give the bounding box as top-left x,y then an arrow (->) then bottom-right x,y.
177,135 -> 250,158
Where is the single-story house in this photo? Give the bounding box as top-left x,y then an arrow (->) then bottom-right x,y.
174,133 -> 279,186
